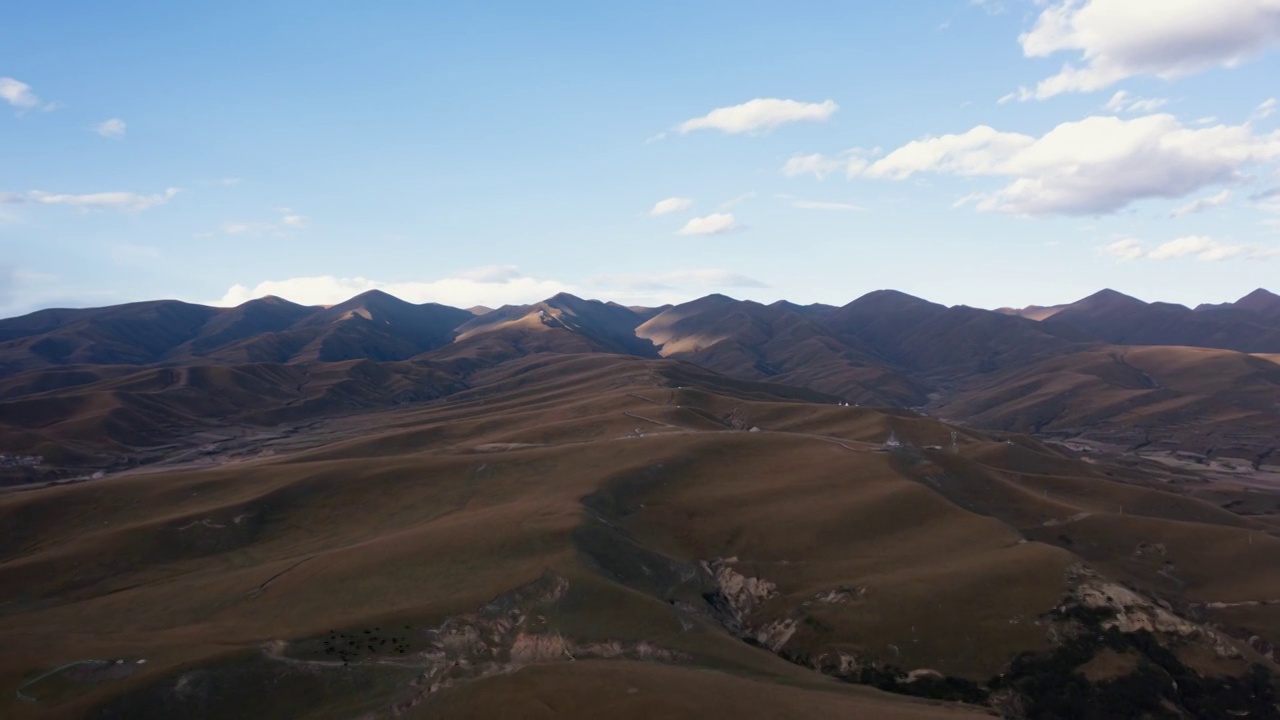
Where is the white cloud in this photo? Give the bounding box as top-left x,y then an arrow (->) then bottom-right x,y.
0,187 -> 179,212
1101,234 -> 1259,261
1016,0 -> 1280,100
970,0 -> 1006,15
783,153 -> 844,179
95,118 -> 126,138
588,269 -> 769,291
1170,188 -> 1232,217
649,197 -> 693,216
1147,235 -> 1245,260
220,208 -> 308,236
1252,97 -> 1278,121
781,148 -> 879,179
864,125 -> 1036,180
0,77 -> 52,111
846,114 -> 1280,216
676,212 -> 741,236
213,270 -> 570,309
1103,91 -> 1168,113
1099,237 -> 1146,260
678,98 -> 838,135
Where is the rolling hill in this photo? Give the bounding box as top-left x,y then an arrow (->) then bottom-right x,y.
2,352 -> 1278,719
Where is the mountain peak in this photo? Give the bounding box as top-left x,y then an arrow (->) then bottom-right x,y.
843,289 -> 937,311
545,291 -> 585,303
1072,288 -> 1145,311
1235,288 -> 1280,314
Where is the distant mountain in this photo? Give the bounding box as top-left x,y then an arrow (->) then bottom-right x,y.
1036,289 -> 1280,353
0,300 -> 222,374
997,288 -> 1280,354
454,293 -> 658,357
636,294 -> 927,406
2,287 -> 1277,413
0,291 -> 475,372
1195,288 -> 1280,317
824,290 -> 1089,378
286,290 -> 473,362
767,299 -> 839,321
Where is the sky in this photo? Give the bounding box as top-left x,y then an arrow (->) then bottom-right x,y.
2,0 -> 1280,318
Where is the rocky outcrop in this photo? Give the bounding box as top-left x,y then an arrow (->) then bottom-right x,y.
1063,565 -> 1240,659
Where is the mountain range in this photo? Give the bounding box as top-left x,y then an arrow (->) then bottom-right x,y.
3,286 -> 1279,470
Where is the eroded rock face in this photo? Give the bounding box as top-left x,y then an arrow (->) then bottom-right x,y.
391,570 -> 688,714
695,558 -> 1276,717
1065,565 -> 1240,659
699,557 -> 778,632
699,558 -> 874,656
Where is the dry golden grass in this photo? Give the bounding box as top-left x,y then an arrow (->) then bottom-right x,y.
0,353 -> 1276,718
419,660 -> 985,719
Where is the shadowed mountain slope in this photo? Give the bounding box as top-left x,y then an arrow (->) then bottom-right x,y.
932,344 -> 1280,462
824,290 -> 1092,379
1001,289 -> 1280,354
0,301 -> 223,374
1197,289 -> 1280,317
636,295 -> 927,406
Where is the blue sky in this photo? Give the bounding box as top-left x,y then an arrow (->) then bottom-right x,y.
2,0 -> 1279,318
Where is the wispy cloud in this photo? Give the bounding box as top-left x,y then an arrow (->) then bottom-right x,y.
676,212 -> 741,236
718,192 -> 756,210
790,199 -> 866,211
1170,189 -> 1231,218
1100,235 -> 1260,262
0,187 -> 179,212
781,148 -> 880,180
95,118 -> 126,138
969,0 -> 1005,15
1251,97 -> 1278,122
1103,91 -> 1167,114
221,207 -> 309,236
279,209 -> 309,228
678,98 -> 838,135
776,193 -> 865,211
648,197 -> 693,216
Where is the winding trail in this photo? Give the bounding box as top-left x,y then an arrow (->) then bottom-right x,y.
15,660 -> 111,703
